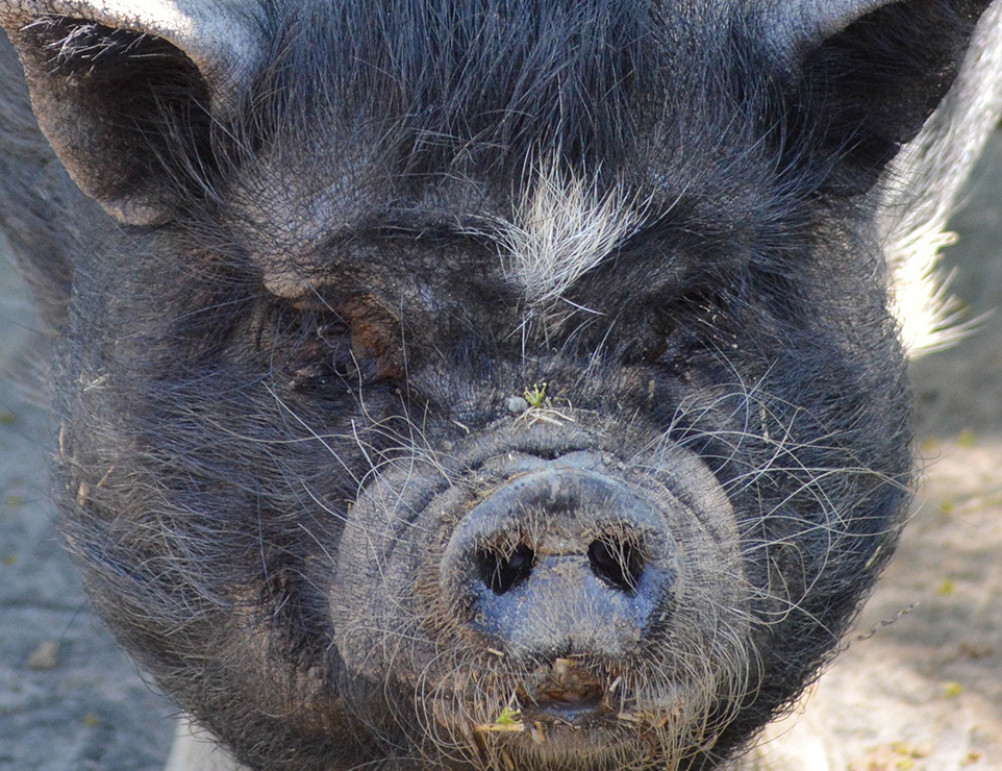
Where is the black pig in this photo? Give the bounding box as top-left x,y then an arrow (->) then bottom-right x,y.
1,1 -> 1000,770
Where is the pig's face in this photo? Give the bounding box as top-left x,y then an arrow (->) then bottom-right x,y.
1,1 -> 996,769
91,105 -> 909,769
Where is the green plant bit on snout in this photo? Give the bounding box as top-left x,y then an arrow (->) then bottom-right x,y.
523,383 -> 548,408
476,705 -> 525,734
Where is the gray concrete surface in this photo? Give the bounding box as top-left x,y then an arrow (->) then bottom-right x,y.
1,136 -> 1000,771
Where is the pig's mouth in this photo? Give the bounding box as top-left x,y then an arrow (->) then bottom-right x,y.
449,658 -> 619,736
436,658 -> 610,747
518,657 -> 608,722
431,655 -> 725,769
462,657 -> 692,734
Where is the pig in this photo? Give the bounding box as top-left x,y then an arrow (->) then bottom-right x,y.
1,1 -> 1000,770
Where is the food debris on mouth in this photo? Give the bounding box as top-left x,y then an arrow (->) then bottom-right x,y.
475,659 -> 611,737
536,658 -> 605,706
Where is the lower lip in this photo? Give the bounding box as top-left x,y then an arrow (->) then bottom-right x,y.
523,696 -> 606,724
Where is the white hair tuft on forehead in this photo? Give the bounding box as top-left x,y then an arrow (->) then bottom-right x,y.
491,161 -> 648,307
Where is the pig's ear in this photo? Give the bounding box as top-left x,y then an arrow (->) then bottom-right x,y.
773,0 -> 996,194
0,1 -> 264,225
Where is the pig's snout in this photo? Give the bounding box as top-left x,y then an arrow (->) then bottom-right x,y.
441,467 -> 678,660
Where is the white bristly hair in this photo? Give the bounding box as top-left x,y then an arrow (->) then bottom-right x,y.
880,2 -> 1002,356
489,160 -> 649,309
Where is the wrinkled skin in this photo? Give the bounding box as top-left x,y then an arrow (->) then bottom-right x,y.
0,1 -> 1000,770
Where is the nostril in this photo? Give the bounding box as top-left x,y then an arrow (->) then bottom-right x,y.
478,543 -> 534,595
588,538 -> 644,592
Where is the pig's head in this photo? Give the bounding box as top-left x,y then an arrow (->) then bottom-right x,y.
0,1 -> 997,769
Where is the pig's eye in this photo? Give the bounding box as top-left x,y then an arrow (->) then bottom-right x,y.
627,288 -> 728,365
282,295 -> 403,392
673,289 -> 730,343
319,295 -> 403,386
339,295 -> 404,383
314,321 -> 356,378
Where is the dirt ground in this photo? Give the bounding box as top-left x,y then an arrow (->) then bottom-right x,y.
1,138 -> 1001,771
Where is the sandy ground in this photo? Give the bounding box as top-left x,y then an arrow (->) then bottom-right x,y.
1,137 -> 1001,771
